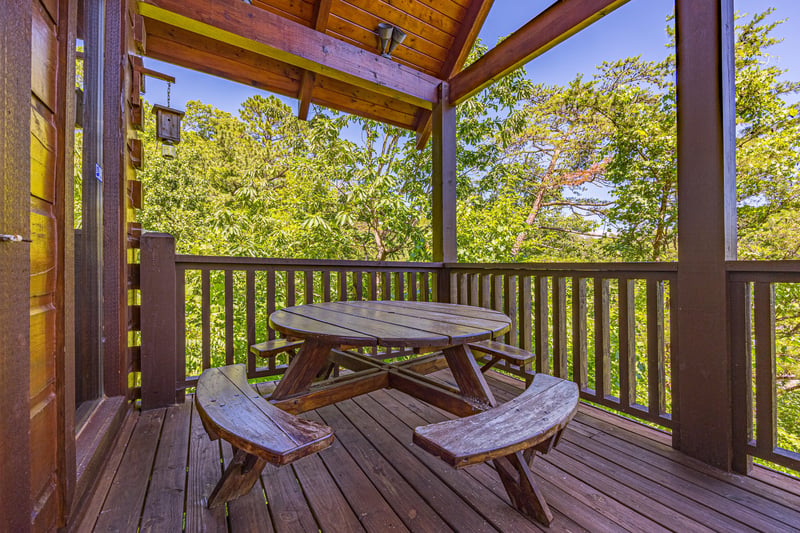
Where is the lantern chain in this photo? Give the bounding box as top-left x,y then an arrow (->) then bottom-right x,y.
167,82 -> 171,108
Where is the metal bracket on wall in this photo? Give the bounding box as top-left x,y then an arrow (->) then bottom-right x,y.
0,234 -> 31,243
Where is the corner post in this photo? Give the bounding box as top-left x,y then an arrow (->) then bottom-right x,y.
141,232 -> 178,409
432,82 -> 457,265
675,0 -> 737,469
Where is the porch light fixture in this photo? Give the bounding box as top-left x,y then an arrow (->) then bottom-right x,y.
377,23 -> 406,59
152,82 -> 184,160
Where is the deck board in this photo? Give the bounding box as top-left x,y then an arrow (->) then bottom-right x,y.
80,371 -> 800,532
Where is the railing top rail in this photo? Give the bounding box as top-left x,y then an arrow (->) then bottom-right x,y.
174,255 -> 445,270
445,261 -> 678,273
726,260 -> 800,273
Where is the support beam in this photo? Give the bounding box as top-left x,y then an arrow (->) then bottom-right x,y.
432,83 -> 457,265
297,0 -> 331,120
675,0 -> 737,469
297,71 -> 315,121
448,0 -> 629,106
138,0 -> 440,110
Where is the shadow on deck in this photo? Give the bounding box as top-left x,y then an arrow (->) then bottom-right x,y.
78,371 -> 800,532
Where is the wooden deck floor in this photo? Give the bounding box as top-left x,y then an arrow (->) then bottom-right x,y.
78,371 -> 800,532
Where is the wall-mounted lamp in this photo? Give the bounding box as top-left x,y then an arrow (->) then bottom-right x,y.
377,23 -> 406,59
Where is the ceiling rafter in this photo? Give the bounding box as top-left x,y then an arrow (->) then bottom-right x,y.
298,0 -> 332,120
137,0 -> 442,110
415,0 -> 494,149
448,0 -> 629,106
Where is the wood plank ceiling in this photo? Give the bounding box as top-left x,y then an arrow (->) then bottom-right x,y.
139,0 -> 491,134
137,0 -> 629,143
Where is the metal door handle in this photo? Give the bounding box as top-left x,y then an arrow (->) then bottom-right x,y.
0,234 -> 31,243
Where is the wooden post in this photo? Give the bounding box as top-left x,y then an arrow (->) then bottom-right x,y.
102,0 -> 129,398
0,1 -> 33,528
675,0 -> 737,469
141,233 -> 178,409
432,82 -> 457,266
729,281 -> 753,474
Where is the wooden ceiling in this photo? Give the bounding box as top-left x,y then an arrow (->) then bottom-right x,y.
137,0 -> 628,143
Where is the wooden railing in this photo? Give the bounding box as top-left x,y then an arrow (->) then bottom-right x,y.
173,255 -> 441,391
448,263 -> 678,430
139,233 -> 799,474
139,233 -> 442,407
729,262 -> 800,473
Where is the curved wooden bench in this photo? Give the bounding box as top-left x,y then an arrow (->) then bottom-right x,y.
195,364 -> 334,507
413,373 -> 579,525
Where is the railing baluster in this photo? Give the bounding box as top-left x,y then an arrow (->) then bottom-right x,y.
730,280 -> 753,474
504,275 -> 518,347
594,278 -> 610,399
480,274 -> 491,309
553,276 -> 567,379
669,279 -> 680,446
646,279 -> 665,416
201,269 -> 211,371
422,272 -> 429,301
398,271 -> 404,301
323,271 -> 331,302
338,271 -> 348,301
224,270 -> 234,366
287,270 -> 296,307
382,271 -> 391,301
492,275 -> 503,313
518,275 -> 532,353
267,269 -> 276,340
619,279 -> 636,409
369,271 -> 378,300
754,281 -> 776,457
448,271 -> 458,303
459,273 -> 468,304
572,277 -> 588,390
410,272 -> 418,301
246,271 -> 256,377
534,276 -> 549,374
176,267 -> 186,402
469,273 -> 479,306
355,271 -> 363,301
304,270 -> 314,304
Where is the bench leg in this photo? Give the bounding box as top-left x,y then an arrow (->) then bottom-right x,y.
493,451 -> 554,526
208,447 -> 267,508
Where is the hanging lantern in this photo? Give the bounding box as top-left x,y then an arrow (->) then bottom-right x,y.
152,104 -> 184,159
152,81 -> 183,159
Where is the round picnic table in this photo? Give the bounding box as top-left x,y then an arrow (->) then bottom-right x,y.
268,300 -> 511,408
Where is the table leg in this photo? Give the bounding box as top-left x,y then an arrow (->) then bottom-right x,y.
442,344 -> 497,408
271,339 -> 334,400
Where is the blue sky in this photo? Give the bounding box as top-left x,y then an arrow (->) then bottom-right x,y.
143,1 -> 800,117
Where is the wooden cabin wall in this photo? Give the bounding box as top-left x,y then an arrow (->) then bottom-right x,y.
1,2 -> 34,530
29,0 -> 77,529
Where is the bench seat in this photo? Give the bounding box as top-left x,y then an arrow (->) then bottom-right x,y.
250,338 -> 304,359
467,339 -> 535,385
195,364 -> 333,507
413,373 -> 579,525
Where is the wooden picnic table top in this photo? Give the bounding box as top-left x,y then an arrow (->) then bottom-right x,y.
269,300 -> 512,349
